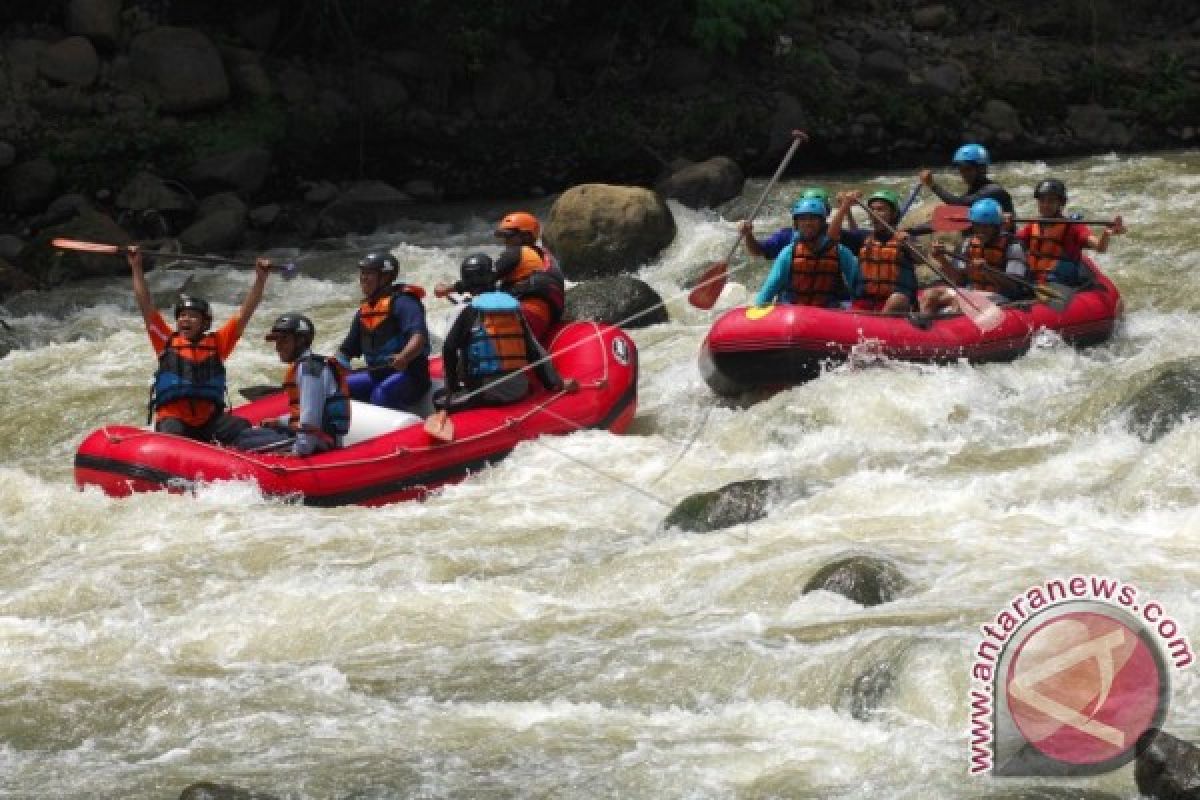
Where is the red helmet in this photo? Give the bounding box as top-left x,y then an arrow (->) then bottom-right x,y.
494,211 -> 540,240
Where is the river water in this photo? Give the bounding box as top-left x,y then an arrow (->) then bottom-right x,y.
0,151 -> 1197,798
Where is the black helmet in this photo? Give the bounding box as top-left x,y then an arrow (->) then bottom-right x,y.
1034,179 -> 1067,202
459,252 -> 496,293
174,294 -> 211,320
264,312 -> 315,343
358,252 -> 399,274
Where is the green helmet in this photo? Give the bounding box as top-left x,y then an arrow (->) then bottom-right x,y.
867,189 -> 900,211
800,187 -> 830,214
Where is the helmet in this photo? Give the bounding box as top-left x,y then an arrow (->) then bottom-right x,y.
174,294 -> 211,320
495,211 -> 540,239
790,197 -> 827,218
967,198 -> 1003,226
358,252 -> 399,273
459,252 -> 496,293
264,312 -> 315,343
800,187 -> 831,213
952,143 -> 990,166
867,189 -> 900,211
1034,179 -> 1067,202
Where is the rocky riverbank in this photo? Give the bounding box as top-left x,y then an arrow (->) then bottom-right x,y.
0,0 -> 1197,297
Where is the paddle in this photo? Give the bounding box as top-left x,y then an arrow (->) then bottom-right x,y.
895,181 -> 923,225
687,129 -> 809,310
51,237 -> 298,279
424,410 -> 454,442
930,205 -> 1118,233
941,253 -> 1063,303
854,199 -> 1004,332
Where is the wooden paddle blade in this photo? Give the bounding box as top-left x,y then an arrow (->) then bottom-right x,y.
687,261 -> 728,309
239,384 -> 283,401
51,237 -> 124,255
955,289 -> 1005,332
931,205 -> 971,232
424,411 -> 454,442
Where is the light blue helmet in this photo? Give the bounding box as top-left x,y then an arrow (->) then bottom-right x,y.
952,143 -> 990,166
968,197 -> 1003,225
790,197 -> 827,218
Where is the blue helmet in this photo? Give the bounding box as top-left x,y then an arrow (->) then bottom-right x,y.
790,197 -> 827,218
952,143 -> 990,166
968,198 -> 1003,225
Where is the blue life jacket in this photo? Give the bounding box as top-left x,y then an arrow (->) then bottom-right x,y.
466,292 -> 530,379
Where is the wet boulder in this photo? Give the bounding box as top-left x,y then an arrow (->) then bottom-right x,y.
802,555 -> 909,607
662,479 -> 781,533
1136,729 -> 1200,800
656,156 -> 745,210
316,180 -> 412,236
563,275 -> 668,329
1124,359 -> 1200,442
179,782 -> 281,800
21,210 -> 131,281
543,184 -> 676,279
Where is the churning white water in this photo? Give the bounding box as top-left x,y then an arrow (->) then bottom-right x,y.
0,151 -> 1197,798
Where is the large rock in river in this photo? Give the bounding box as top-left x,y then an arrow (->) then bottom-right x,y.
1136,729 -> 1200,800
543,184 -> 675,279
662,479 -> 781,533
656,156 -> 744,210
563,275 -> 668,329
802,554 -> 909,607
1123,358 -> 1200,442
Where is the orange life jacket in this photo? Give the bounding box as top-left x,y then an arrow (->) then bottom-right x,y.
788,238 -> 843,306
467,293 -> 529,380
503,245 -> 565,324
149,332 -> 226,421
965,234 -> 1012,292
858,236 -> 903,301
357,285 -> 427,367
1026,221 -> 1074,286
282,355 -> 352,443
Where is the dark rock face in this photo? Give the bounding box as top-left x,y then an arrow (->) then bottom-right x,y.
563,275 -> 668,329
802,555 -> 909,607
662,479 -> 780,533
130,27 -> 229,113
1136,729 -> 1200,800
543,184 -> 676,279
656,157 -> 745,210
2,159 -> 58,215
1124,359 -> 1200,442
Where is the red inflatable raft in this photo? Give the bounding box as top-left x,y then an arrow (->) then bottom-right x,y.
75,322 -> 638,506
699,259 -> 1121,396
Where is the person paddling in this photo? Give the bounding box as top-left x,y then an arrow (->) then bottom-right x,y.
235,314 -> 352,456
1015,179 -> 1126,287
753,196 -> 861,307
831,189 -> 917,313
128,247 -> 271,444
738,187 -> 867,259
909,143 -> 1014,235
429,253 -> 575,424
335,252 -> 431,411
919,198 -> 1028,316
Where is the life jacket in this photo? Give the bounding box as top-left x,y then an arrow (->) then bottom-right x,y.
858,235 -> 904,301
1026,221 -> 1081,286
466,292 -> 529,380
357,285 -> 428,368
149,331 -> 226,419
503,245 -> 565,323
965,233 -> 1013,292
788,237 -> 844,306
282,354 -> 352,443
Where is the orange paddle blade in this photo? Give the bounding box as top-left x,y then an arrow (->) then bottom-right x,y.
52,237 -> 124,254
424,411 -> 454,442
687,261 -> 728,310
955,289 -> 1005,332
931,205 -> 972,232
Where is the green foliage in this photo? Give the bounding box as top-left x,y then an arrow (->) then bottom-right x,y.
691,0 -> 791,54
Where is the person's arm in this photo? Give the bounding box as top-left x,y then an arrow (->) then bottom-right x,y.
828,192 -> 858,242
441,306 -> 472,392
738,220 -> 767,258
523,321 -> 564,390
492,246 -> 522,281
389,296 -> 429,371
336,314 -> 362,365
1086,216 -> 1125,253
126,248 -> 161,332
230,259 -> 272,339
754,244 -> 794,305
291,361 -> 327,456
837,244 -> 861,299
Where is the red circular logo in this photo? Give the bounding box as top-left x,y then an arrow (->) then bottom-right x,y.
1005,610 -> 1166,766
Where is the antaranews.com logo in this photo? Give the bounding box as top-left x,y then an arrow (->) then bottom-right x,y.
968,575 -> 1193,776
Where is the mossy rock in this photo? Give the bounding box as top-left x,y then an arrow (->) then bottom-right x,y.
662,478 -> 781,532
802,554 -> 909,607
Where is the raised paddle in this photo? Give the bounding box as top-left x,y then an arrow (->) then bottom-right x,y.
930,205 -> 1120,233
855,198 -> 1005,332
687,129 -> 809,310
895,180 -> 923,225
51,237 -> 299,279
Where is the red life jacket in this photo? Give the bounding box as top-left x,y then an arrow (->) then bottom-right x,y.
965,234 -> 1012,292
788,238 -> 843,306
859,236 -> 903,301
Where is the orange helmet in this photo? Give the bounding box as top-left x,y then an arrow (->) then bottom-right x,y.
495,211 -> 540,240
